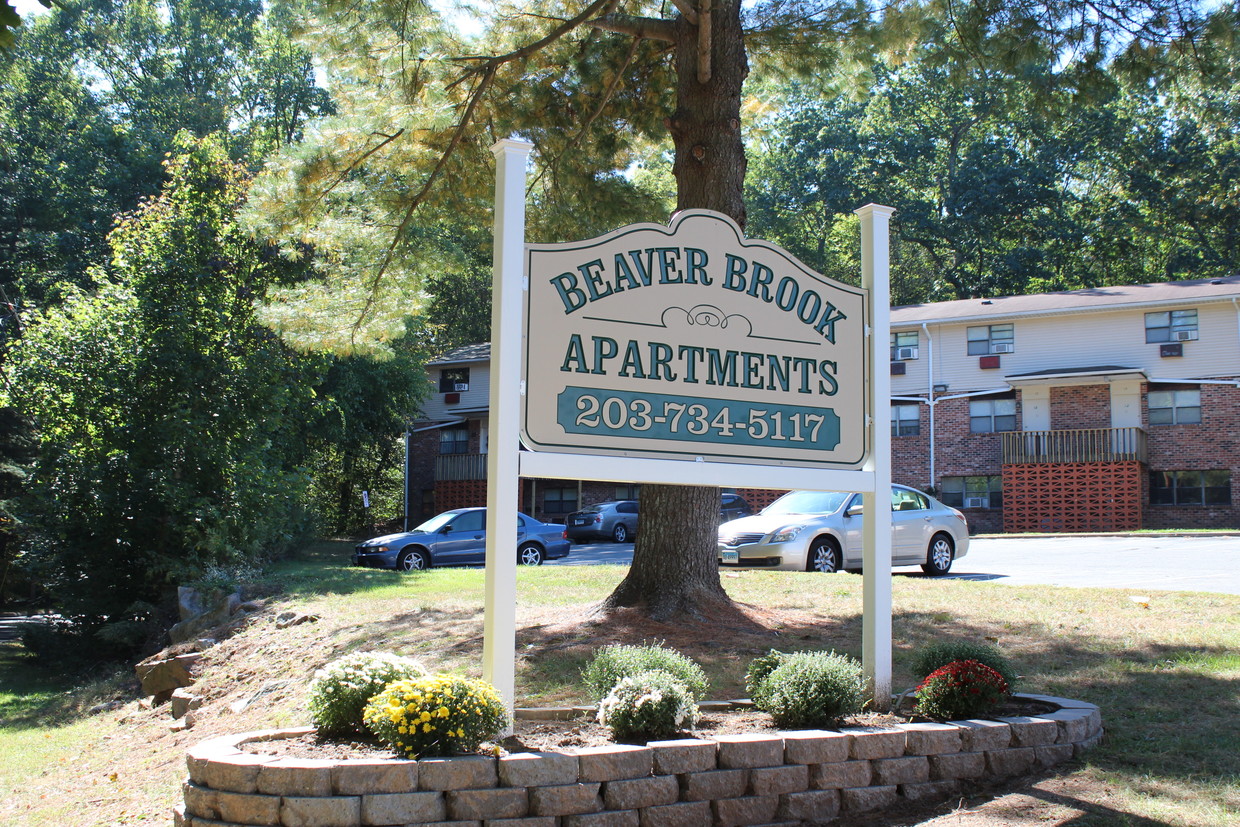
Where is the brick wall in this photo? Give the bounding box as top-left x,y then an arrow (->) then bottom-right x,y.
1143,379 -> 1240,529
1048,384 -> 1111,430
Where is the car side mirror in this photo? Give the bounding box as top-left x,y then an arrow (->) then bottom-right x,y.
846,504 -> 864,517
440,525 -> 453,534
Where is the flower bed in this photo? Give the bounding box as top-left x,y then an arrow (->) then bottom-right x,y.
175,693 -> 1102,827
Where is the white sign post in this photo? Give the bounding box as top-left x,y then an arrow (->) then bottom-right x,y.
483,137 -> 895,714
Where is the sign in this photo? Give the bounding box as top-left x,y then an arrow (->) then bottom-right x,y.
522,210 -> 869,469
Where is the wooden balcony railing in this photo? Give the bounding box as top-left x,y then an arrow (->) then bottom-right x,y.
1002,427 -> 1147,465
436,452 -> 487,481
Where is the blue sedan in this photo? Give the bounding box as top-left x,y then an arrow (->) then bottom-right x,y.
353,508 -> 570,571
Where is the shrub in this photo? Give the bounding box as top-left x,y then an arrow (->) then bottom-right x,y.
744,649 -> 787,706
597,670 -> 699,742
307,652 -> 427,737
754,651 -> 866,728
363,674 -> 509,758
910,640 -> 1018,690
581,643 -> 709,702
915,660 -> 1009,720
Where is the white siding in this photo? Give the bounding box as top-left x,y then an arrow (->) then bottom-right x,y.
419,363 -> 492,420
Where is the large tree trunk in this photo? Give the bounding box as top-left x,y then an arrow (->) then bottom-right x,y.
602,3 -> 748,620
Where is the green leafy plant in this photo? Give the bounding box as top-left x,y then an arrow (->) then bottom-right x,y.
753,650 -> 866,728
307,652 -> 427,737
910,640 -> 1018,690
744,649 -> 787,706
915,660 -> 1009,720
363,675 -> 509,758
581,643 -> 709,702
597,670 -> 699,742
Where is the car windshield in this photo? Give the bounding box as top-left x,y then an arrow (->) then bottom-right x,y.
762,491 -> 851,516
412,511 -> 463,533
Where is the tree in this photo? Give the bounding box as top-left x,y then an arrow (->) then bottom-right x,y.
3,134 -> 323,656
248,0 -> 1228,620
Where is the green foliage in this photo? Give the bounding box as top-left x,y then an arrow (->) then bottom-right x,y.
915,660 -> 1009,721
910,640 -> 1018,691
753,651 -> 866,728
581,643 -> 709,703
363,674 -> 509,758
744,649 -> 787,706
597,670 -> 699,742
307,651 -> 427,737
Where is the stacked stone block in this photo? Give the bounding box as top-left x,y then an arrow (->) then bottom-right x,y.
176,695 -> 1102,827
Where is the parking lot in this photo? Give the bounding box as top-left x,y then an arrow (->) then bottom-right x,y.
552,534 -> 1240,595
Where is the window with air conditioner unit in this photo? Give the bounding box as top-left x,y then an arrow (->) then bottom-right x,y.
967,323 -> 1014,356
889,331 -> 919,361
940,476 -> 1003,509
438,367 -> 470,393
1145,308 -> 1198,344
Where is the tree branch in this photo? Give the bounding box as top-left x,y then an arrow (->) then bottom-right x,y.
590,13 -> 677,43
669,0 -> 698,26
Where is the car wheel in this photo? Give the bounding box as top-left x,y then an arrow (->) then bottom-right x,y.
398,549 -> 429,572
922,534 -> 954,576
806,537 -> 841,573
518,543 -> 544,566
612,523 -> 629,543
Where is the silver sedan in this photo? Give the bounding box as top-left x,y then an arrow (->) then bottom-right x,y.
717,485 -> 969,575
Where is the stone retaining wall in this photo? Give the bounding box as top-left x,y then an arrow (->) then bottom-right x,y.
175,694 -> 1102,827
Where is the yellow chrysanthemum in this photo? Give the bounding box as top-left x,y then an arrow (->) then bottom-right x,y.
423,723 -> 433,733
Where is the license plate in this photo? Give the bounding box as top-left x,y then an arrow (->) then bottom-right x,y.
721,550 -> 739,563
572,519 -> 588,525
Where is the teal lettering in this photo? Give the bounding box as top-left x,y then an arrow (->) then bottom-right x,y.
792,357 -> 817,393
678,345 -> 703,383
706,349 -> 739,387
766,354 -> 790,392
551,272 -> 587,314
685,248 -> 711,285
612,252 -> 642,291
579,259 -> 611,301
655,247 -> 683,284
619,340 -> 647,378
627,249 -> 656,286
742,352 -> 764,389
591,336 -> 618,375
723,254 -> 747,292
747,261 -> 775,301
775,276 -> 798,311
648,342 -> 676,381
561,334 -> 588,373
813,303 -> 847,343
818,360 -> 839,395
796,290 -> 821,324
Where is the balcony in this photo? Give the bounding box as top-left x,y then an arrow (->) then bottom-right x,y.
436,452 -> 487,481
1002,427 -> 1147,465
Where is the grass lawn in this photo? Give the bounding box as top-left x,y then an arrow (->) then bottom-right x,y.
0,539 -> 1236,826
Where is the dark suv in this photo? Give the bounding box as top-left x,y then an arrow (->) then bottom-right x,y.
720,493 -> 753,522
565,500 -> 639,543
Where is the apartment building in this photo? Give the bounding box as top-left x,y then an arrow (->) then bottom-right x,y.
408,275 -> 1240,533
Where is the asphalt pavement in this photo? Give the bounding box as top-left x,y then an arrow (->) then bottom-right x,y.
552,534 -> 1240,595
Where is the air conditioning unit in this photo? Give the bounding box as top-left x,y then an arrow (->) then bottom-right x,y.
896,346 -> 919,360
1173,330 -> 1198,342
991,343 -> 1015,354
964,497 -> 988,508
453,382 -> 469,392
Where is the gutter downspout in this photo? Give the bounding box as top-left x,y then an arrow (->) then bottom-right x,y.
922,323 -> 935,490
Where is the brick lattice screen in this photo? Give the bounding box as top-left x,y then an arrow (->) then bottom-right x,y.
1002,461 -> 1143,532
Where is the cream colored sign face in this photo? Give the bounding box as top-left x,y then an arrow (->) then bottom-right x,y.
522,211 -> 869,468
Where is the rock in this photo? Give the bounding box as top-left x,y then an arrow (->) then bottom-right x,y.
136,653 -> 202,696
169,587 -> 242,645
171,688 -> 204,720
275,611 -> 319,629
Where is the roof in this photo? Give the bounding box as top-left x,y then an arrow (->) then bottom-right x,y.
1005,365 -> 1145,383
892,275 -> 1240,327
428,342 -> 491,365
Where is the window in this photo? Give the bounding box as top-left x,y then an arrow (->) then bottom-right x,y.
1148,388 -> 1202,425
543,486 -> 578,515
891,404 -> 920,437
969,397 -> 1017,433
614,484 -> 640,500
967,323 -> 1014,355
890,331 -> 919,360
438,367 -> 470,393
1150,470 -> 1230,506
940,476 -> 1003,509
890,487 -> 929,511
448,510 -> 484,532
439,427 -> 469,454
1145,309 -> 1198,343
